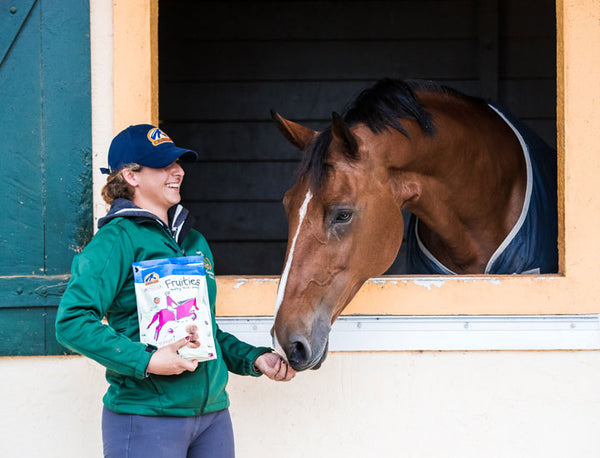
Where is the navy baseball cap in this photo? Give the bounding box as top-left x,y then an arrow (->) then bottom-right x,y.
100,124 -> 198,174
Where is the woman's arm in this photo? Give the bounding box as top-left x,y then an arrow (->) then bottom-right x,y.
55,224 -> 151,379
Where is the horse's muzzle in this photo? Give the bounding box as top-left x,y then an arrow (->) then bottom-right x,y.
286,333 -> 329,371
272,302 -> 332,371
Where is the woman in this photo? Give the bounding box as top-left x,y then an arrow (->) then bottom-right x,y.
56,124 -> 294,458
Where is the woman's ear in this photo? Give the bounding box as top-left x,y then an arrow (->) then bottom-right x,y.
121,168 -> 139,187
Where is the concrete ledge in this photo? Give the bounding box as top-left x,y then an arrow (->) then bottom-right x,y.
217,314 -> 600,351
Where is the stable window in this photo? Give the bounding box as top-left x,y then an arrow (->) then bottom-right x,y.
116,1 -> 599,351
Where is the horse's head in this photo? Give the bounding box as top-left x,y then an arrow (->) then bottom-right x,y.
271,111 -> 406,371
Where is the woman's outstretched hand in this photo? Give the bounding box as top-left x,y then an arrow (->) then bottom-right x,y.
254,352 -> 296,381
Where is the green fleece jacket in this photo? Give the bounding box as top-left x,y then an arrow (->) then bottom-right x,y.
55,200 -> 272,416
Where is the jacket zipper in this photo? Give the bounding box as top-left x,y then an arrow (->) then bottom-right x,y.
156,222 -> 186,256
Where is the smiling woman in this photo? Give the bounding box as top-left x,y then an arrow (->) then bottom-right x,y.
56,123 -> 294,457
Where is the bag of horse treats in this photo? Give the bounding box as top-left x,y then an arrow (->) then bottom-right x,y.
132,255 -> 217,362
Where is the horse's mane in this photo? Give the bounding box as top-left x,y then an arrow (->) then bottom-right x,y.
299,78 -> 480,189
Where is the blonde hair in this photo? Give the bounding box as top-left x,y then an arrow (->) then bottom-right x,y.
101,163 -> 143,204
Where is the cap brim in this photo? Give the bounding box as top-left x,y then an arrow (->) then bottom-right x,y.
178,149 -> 198,162
139,144 -> 199,168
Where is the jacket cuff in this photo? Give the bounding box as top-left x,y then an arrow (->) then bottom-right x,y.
248,347 -> 273,377
135,345 -> 156,380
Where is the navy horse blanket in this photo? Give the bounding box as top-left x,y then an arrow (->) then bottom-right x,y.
403,105 -> 558,275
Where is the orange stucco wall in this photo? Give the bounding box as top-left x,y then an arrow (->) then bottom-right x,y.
112,0 -> 158,132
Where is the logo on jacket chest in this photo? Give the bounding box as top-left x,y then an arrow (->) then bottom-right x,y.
196,251 -> 214,278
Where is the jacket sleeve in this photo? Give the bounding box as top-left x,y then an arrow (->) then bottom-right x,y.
216,327 -> 272,376
55,224 -> 152,379
195,234 -> 273,376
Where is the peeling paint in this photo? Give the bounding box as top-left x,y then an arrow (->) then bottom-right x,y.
254,278 -> 280,285
409,279 -> 447,290
233,279 -> 248,289
223,278 -> 281,288
73,150 -> 93,250
368,279 -> 398,285
364,276 -> 506,289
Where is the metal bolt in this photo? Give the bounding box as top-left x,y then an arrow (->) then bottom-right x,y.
9,7 -> 17,14
16,287 -> 23,295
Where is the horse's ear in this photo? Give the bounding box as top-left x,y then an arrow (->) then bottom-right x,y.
271,110 -> 317,152
331,112 -> 358,157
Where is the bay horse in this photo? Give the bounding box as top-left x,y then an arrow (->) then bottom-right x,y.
271,78 -> 557,371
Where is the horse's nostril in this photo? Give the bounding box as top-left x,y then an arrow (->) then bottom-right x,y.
288,336 -> 311,367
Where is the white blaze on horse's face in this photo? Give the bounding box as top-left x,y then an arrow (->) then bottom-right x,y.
273,189 -> 313,361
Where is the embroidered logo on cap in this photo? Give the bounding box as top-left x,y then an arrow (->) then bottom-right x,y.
147,127 -> 174,146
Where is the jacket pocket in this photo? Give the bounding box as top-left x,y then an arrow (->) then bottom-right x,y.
146,377 -> 165,395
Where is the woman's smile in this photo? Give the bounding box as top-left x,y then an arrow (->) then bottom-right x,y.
128,161 -> 185,224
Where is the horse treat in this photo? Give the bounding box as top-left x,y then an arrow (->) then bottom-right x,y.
133,255 -> 216,361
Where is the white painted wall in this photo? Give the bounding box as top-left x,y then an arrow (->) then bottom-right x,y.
2,351 -> 599,457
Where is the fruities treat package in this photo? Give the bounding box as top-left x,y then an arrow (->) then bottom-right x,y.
132,255 -> 217,362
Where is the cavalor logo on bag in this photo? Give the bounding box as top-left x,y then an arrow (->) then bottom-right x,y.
147,127 -> 173,146
144,272 -> 160,286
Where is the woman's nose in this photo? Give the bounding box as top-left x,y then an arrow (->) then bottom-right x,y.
171,161 -> 184,176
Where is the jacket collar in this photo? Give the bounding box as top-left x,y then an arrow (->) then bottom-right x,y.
98,198 -> 195,245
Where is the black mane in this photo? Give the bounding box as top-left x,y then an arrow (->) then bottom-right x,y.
344,78 -> 435,136
299,78 -> 475,189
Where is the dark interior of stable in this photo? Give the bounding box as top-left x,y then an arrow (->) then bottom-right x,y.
158,0 -> 556,275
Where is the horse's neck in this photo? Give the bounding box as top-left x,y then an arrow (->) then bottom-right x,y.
400,100 -> 527,273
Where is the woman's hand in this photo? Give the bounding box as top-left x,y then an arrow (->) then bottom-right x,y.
253,352 -> 296,381
146,326 -> 201,376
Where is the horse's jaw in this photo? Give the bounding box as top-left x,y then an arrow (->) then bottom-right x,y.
309,340 -> 329,370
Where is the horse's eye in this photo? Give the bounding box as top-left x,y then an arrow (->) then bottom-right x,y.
333,210 -> 353,224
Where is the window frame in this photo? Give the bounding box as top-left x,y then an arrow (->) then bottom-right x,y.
107,0 -> 599,323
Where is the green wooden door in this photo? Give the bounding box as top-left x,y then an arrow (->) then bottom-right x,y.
0,0 -> 92,355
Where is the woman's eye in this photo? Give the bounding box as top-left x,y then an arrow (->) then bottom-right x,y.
333,210 -> 353,223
